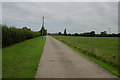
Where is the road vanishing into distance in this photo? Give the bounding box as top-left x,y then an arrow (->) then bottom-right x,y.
35,36 -> 116,78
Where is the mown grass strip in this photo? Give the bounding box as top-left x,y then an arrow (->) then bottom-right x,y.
52,36 -> 119,78
2,36 -> 46,78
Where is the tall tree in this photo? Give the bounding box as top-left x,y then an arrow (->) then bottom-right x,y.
90,31 -> 95,37
64,28 -> 67,36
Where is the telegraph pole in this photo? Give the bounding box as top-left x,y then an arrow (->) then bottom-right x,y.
42,16 -> 44,39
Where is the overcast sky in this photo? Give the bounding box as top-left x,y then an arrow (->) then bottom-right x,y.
2,2 -> 118,34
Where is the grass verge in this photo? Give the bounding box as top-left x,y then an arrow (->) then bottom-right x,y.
2,36 -> 46,78
52,36 -> 119,78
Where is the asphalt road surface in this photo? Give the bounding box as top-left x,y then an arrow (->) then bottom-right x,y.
35,36 -> 116,78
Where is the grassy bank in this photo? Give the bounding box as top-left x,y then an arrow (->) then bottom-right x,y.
2,36 -> 46,78
52,36 -> 119,77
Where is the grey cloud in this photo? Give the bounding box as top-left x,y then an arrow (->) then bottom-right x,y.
2,2 -> 118,33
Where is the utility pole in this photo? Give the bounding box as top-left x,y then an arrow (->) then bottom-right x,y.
42,16 -> 44,39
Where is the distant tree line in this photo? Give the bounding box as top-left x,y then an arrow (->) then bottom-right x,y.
2,24 -> 40,47
49,29 -> 120,37
73,31 -> 120,37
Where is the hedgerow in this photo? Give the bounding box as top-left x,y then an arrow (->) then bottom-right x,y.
2,24 -> 40,47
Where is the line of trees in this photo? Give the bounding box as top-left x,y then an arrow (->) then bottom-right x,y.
2,24 -> 40,47
73,31 -> 119,37
51,29 -> 120,37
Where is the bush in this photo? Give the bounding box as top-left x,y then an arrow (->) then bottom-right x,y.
2,25 -> 40,47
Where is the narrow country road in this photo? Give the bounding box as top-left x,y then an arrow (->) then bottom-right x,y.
35,36 -> 116,78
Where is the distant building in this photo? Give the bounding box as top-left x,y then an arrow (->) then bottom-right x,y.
22,27 -> 31,31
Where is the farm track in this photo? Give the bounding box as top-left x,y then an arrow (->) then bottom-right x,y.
35,36 -> 116,78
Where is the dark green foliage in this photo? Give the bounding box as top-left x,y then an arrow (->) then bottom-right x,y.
39,25 -> 47,36
58,32 -> 62,35
64,28 -> 67,36
68,33 -> 72,36
100,31 -> 107,37
74,33 -> 79,36
90,31 -> 95,37
2,25 -> 40,47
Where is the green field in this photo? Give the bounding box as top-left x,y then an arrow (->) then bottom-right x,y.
2,36 -> 46,78
53,36 -> 119,77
